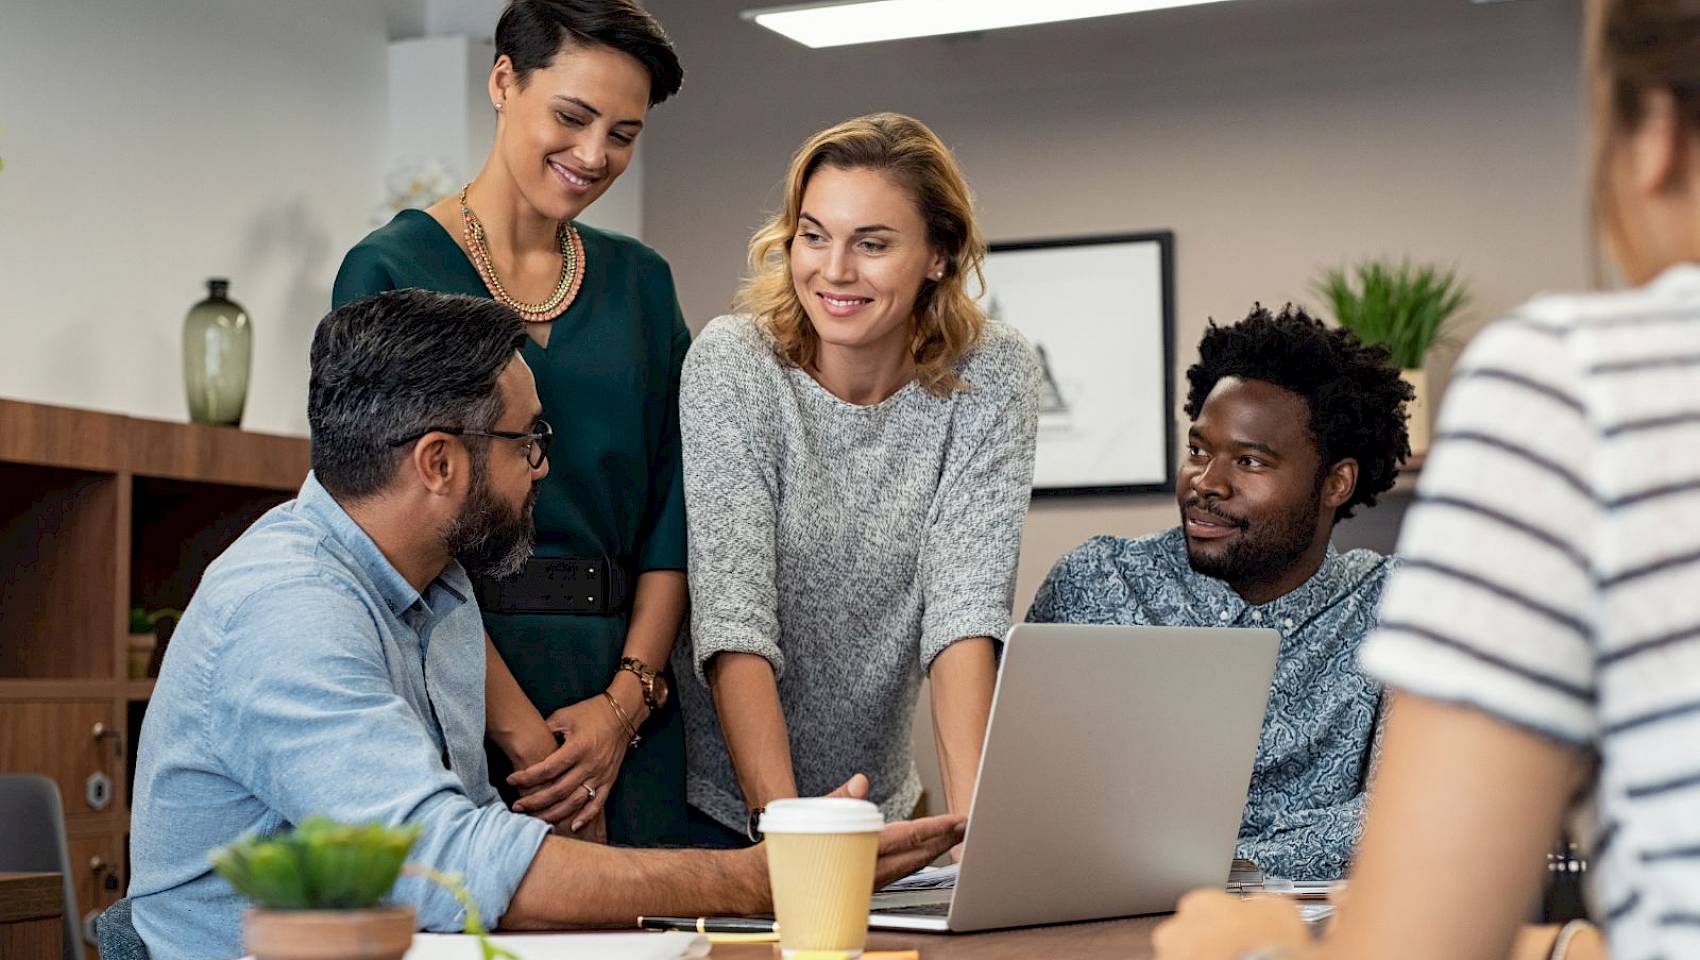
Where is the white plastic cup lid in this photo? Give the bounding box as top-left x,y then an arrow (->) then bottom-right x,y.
759,797 -> 885,835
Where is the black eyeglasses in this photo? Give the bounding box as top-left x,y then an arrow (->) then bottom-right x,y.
388,419 -> 552,469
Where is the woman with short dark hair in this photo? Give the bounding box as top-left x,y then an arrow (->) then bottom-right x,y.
332,0 -> 690,847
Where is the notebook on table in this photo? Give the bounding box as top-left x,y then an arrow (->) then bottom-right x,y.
244,932 -> 709,960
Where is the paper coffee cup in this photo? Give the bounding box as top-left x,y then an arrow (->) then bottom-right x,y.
761,797 -> 884,959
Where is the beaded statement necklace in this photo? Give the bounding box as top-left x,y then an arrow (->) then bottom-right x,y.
459,184 -> 585,323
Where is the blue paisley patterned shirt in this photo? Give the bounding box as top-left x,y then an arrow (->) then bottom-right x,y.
1027,526 -> 1397,880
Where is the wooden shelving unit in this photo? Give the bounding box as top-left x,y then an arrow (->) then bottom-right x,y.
0,398 -> 308,955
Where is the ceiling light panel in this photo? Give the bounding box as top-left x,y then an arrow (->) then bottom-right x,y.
742,0 -> 1247,49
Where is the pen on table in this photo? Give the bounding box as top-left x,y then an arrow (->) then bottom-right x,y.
638,915 -> 778,934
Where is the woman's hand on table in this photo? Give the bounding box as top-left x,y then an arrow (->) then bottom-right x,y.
1152,889 -> 1311,960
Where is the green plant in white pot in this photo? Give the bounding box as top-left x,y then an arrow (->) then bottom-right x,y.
211,817 -> 516,960
1313,259 -> 1471,457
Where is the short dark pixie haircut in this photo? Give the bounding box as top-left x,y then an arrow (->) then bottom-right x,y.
495,0 -> 684,106
309,289 -> 527,500
1183,303 -> 1413,523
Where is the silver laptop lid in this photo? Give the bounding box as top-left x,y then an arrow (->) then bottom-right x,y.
942,623 -> 1280,932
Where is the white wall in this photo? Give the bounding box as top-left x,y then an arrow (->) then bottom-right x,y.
388,35 -> 499,187
386,0 -> 427,40
424,0 -> 508,39
0,0 -> 392,436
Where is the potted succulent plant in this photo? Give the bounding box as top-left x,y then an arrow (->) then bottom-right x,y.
212,817 -> 517,960
1313,258 -> 1471,458
212,818 -> 419,960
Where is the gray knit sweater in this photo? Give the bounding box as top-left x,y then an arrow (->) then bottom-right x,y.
674,314 -> 1041,831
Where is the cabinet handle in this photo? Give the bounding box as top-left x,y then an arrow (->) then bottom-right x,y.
91,722 -> 125,760
90,856 -> 120,893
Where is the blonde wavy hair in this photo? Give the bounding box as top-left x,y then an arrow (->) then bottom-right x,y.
736,113 -> 988,395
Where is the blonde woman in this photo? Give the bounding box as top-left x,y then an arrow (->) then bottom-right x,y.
1153,1 -> 1700,958
675,113 -> 1041,847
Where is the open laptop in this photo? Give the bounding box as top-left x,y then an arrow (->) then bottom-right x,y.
869,622 -> 1280,932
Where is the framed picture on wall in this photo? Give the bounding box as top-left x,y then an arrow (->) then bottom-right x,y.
982,231 -> 1175,496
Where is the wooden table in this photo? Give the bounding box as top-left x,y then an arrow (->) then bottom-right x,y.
0,872 -> 64,960
710,915 -> 1162,959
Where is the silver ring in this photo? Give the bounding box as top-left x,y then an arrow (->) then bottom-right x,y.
581,783 -> 597,800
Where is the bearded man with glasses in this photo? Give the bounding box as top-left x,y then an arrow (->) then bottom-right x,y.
117,289 -> 962,960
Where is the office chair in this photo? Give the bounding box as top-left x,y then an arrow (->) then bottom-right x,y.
0,774 -> 86,960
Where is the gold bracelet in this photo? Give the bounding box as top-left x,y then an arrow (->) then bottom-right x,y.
603,691 -> 641,749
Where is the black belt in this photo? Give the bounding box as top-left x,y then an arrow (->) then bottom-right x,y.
476,556 -> 630,616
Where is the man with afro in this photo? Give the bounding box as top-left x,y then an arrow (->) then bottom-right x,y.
1028,303 -> 1413,880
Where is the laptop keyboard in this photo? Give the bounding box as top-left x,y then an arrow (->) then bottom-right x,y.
871,901 -> 951,917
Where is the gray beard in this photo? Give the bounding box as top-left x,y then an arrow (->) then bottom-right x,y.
444,476 -> 537,581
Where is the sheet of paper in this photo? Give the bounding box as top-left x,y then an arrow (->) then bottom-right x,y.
879,861 -> 959,892
405,933 -> 709,960
1300,904 -> 1335,924
1260,877 -> 1343,900
248,931 -> 709,960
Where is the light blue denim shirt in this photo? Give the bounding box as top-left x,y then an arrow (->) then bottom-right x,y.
1027,527 -> 1395,880
128,473 -> 550,960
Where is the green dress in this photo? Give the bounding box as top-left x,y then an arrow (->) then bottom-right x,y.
332,210 -> 690,846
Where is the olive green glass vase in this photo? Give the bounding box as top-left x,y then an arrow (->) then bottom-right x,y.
183,277 -> 253,427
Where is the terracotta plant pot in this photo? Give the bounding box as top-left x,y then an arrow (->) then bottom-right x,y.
127,632 -> 157,679
1401,368 -> 1431,459
244,906 -> 416,960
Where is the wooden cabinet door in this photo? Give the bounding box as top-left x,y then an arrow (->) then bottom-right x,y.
67,834 -> 121,958
0,917 -> 61,960
0,701 -> 119,818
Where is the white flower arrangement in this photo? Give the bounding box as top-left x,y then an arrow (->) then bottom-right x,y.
372,160 -> 457,226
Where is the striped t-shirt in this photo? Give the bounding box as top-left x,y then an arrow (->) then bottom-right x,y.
1360,262 -> 1700,959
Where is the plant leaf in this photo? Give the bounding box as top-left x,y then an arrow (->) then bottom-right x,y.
406,864 -> 521,960
1310,257 -> 1471,368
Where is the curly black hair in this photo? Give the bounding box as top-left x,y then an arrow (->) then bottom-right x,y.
1183,303 -> 1413,522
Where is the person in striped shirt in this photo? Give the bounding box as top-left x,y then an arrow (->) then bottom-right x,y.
1153,2 -> 1700,959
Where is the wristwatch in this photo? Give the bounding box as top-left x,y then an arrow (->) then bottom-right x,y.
746,806 -> 766,844
619,657 -> 669,714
